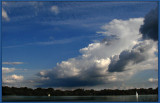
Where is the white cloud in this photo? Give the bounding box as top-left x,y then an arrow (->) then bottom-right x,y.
3,74 -> 24,84
2,67 -> 26,87
148,78 -> 158,83
81,18 -> 144,59
2,62 -> 24,65
2,67 -> 15,73
10,74 -> 24,81
41,77 -> 50,80
2,8 -> 10,21
51,6 -> 59,15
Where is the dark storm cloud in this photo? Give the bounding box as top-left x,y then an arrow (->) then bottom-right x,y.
140,7 -> 158,41
37,76 -> 105,87
108,41 -> 153,72
36,69 -> 106,87
108,50 -> 146,72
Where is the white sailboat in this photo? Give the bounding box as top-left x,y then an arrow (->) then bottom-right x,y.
136,91 -> 138,98
48,94 -> 50,97
136,91 -> 138,102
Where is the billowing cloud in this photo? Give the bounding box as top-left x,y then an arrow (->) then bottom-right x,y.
140,7 -> 158,41
2,8 -> 10,21
51,6 -> 59,15
108,40 -> 157,72
86,18 -> 144,59
36,57 -> 111,87
2,62 -> 24,65
34,18 -> 157,88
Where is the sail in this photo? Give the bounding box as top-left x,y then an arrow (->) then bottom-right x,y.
136,92 -> 138,98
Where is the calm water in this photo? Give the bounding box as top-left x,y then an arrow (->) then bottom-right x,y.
2,95 -> 158,102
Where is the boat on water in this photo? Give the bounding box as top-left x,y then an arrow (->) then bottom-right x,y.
48,94 -> 50,97
136,91 -> 138,98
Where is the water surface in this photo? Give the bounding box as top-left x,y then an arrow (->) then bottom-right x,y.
2,95 -> 158,102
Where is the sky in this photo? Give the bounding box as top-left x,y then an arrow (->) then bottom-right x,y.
2,1 -> 158,90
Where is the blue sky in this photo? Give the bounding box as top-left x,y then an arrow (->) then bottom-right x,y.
2,1 -> 158,89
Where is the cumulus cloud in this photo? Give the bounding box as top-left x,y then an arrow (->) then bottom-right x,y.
34,18 -> 157,88
36,57 -> 111,87
108,40 -> 157,72
2,62 -> 24,65
3,74 -> 24,84
51,6 -> 59,15
140,7 -> 158,41
2,8 -> 10,21
10,74 -> 24,80
85,18 -> 144,59
2,67 -> 24,87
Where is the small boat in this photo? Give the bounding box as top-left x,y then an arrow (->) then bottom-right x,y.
136,91 -> 138,98
48,94 -> 50,97
136,91 -> 138,102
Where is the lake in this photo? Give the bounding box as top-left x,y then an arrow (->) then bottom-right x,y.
2,95 -> 158,102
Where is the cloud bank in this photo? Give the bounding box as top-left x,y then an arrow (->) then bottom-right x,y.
35,17 -> 158,88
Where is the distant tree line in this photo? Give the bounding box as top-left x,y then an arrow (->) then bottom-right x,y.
2,86 -> 158,96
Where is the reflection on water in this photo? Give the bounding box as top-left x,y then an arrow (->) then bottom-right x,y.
136,96 -> 138,102
2,95 -> 158,102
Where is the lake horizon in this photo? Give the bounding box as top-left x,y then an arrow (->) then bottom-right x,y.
2,95 -> 158,102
